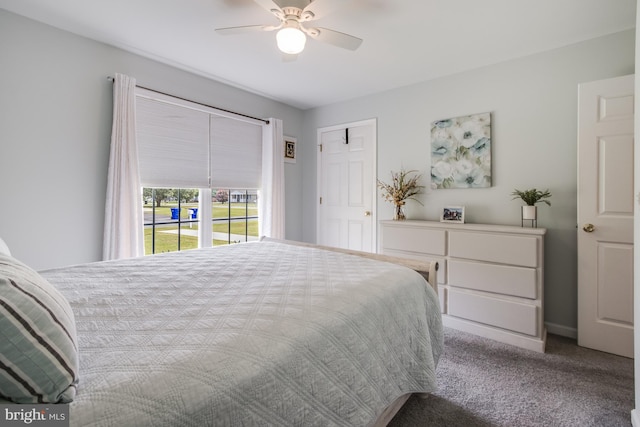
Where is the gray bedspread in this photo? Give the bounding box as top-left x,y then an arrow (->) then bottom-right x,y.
40,241 -> 443,426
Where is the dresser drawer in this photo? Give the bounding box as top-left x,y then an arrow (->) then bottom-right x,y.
448,259 -> 537,299
438,286 -> 447,314
449,231 -> 538,267
448,289 -> 538,336
382,248 -> 446,286
382,225 -> 446,256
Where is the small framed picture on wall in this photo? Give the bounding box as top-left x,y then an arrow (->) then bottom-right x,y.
284,136 -> 296,163
440,206 -> 465,223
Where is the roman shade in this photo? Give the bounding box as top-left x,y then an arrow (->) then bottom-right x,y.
135,88 -> 264,190
210,116 -> 262,189
136,96 -> 210,188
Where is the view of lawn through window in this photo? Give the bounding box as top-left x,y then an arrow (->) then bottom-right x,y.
143,188 -> 259,255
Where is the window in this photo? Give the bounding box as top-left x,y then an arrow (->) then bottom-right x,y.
143,188 -> 199,254
212,189 -> 259,245
143,188 -> 259,254
136,88 -> 265,255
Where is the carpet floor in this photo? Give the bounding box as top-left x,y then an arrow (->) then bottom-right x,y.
388,327 -> 634,427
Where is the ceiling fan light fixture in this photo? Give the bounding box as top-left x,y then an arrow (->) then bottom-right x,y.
276,26 -> 306,54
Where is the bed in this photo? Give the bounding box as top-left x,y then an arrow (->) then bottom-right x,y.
0,239 -> 442,426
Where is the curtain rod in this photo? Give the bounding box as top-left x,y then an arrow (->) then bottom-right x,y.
107,76 -> 270,125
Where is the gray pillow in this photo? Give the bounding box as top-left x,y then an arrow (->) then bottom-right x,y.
0,254 -> 78,403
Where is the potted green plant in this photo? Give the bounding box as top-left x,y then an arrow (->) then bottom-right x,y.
511,188 -> 551,227
377,169 -> 424,220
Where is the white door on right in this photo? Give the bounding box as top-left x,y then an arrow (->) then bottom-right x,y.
577,74 -> 634,358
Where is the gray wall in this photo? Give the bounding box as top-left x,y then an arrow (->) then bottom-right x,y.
301,30 -> 635,333
0,9 -> 305,271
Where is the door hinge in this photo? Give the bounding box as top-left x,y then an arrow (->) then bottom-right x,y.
319,144 -> 323,152
320,197 -> 322,204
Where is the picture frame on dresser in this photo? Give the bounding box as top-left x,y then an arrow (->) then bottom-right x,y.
441,206 -> 465,223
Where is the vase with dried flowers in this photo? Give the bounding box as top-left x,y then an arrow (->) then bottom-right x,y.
377,169 -> 424,220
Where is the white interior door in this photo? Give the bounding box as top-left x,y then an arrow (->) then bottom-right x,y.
577,74 -> 634,358
317,120 -> 376,252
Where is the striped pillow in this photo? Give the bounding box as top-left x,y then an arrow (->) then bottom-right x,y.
0,254 -> 78,403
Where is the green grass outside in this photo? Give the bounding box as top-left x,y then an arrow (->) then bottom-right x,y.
143,202 -> 257,220
144,227 -> 197,254
144,203 -> 258,254
212,221 -> 259,236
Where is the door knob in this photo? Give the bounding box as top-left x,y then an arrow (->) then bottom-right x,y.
583,223 -> 595,233
364,211 -> 371,217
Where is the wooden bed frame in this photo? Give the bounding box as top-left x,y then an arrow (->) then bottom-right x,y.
260,238 -> 438,294
260,238 -> 439,426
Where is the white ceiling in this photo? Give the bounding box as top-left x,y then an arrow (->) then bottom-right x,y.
0,0 -> 636,109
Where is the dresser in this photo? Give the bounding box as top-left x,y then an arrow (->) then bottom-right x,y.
379,220 -> 546,352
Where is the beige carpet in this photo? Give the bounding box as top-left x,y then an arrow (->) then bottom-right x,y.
389,327 -> 634,427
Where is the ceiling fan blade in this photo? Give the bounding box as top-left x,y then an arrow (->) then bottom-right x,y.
302,0 -> 344,20
307,27 -> 363,50
215,24 -> 278,35
252,0 -> 283,16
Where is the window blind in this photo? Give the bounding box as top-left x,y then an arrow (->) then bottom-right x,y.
136,96 -> 209,188
210,116 -> 262,189
135,88 -> 264,190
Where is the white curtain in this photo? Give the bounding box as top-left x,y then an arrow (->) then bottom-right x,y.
259,118 -> 285,239
103,73 -> 144,260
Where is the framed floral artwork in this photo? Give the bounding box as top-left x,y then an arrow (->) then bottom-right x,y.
430,112 -> 491,189
284,136 -> 296,164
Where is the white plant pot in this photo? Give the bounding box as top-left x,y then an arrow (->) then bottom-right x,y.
521,205 -> 538,227
522,206 -> 537,220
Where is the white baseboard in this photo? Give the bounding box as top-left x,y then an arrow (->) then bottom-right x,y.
544,322 -> 577,339
443,315 -> 546,352
631,409 -> 640,427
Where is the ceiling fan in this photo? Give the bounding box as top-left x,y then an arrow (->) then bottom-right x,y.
215,0 -> 363,56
